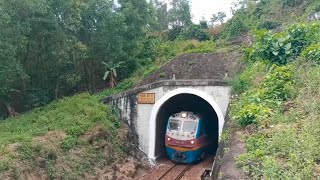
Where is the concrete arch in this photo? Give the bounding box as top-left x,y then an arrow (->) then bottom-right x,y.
148,88 -> 225,159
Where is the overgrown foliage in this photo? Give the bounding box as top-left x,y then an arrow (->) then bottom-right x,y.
0,0 -> 204,118
230,20 -> 320,178
0,93 -> 128,179
234,62 -> 320,179
246,22 -> 320,65
222,0 -> 320,39
232,64 -> 294,127
0,0 -> 156,117
223,16 -> 248,39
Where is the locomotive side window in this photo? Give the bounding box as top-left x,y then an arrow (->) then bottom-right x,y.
168,119 -> 182,131
182,121 -> 197,133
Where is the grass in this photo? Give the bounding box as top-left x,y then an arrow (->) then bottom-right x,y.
0,39 -> 218,179
0,94 -> 116,146
231,60 -> 320,179
0,93 -> 124,179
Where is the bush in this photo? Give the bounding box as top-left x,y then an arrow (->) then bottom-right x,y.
232,60 -> 320,178
180,40 -> 216,54
248,30 -> 293,65
302,43 -> 320,63
166,26 -> 183,41
231,64 -> 294,127
207,25 -> 224,39
247,23 -> 320,65
25,88 -> 50,109
257,21 -> 281,30
234,104 -> 271,127
263,65 -> 295,101
61,136 -> 78,151
223,16 -> 248,39
178,24 -> 210,41
282,0 -> 302,8
229,61 -> 267,94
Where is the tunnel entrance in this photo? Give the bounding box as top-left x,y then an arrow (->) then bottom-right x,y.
154,93 -> 219,158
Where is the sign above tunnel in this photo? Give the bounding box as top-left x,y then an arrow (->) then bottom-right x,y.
138,93 -> 155,104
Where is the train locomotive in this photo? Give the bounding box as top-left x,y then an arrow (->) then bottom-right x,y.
165,111 -> 209,164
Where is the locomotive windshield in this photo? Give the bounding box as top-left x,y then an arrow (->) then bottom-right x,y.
168,119 -> 182,131
182,121 -> 197,133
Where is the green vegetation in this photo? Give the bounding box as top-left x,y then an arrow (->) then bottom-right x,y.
0,93 -> 127,178
0,0 -> 220,179
247,23 -> 320,65
0,0 -> 208,118
1,0 -> 320,179
234,62 -> 320,179
230,21 -> 320,178
221,0 -> 320,39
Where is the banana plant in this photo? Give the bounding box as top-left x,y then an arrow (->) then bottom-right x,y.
102,61 -> 125,88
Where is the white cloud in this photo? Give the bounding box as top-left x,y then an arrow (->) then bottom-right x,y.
190,0 -> 236,23
164,0 -> 237,24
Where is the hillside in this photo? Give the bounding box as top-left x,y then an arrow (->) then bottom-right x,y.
217,0 -> 320,178
136,51 -> 242,86
0,0 -> 320,179
0,94 -> 150,179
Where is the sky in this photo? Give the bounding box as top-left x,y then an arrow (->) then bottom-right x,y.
189,0 -> 237,23
164,0 -> 237,24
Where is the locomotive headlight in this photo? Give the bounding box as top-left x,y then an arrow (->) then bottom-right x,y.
191,140 -> 194,144
167,138 -> 171,141
181,113 -> 187,118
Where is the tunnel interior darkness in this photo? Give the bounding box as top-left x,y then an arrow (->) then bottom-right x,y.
155,93 -> 219,157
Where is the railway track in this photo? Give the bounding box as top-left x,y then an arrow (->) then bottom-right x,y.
157,164 -> 192,180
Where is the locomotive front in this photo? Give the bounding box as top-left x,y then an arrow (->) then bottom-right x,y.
165,111 -> 207,164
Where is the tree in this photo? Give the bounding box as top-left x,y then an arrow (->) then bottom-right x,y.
118,0 -> 153,75
0,0 -> 157,118
153,0 -> 169,31
210,11 -> 226,26
199,17 -> 208,29
168,0 -> 192,27
217,12 -> 227,23
102,61 -> 125,88
0,2 -> 29,117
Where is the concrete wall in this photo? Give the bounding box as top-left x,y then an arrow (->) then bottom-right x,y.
104,80 -> 231,158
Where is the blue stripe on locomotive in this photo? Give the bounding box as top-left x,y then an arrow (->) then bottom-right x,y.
165,146 -> 206,164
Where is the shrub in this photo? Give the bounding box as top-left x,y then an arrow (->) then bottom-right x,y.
25,88 -> 50,109
166,26 -> 183,41
231,64 -> 294,127
262,65 -> 295,101
234,104 -> 271,127
181,42 -> 196,51
178,24 -> 210,41
257,21 -> 281,30
247,23 -> 320,65
182,41 -> 216,54
61,136 -> 78,151
248,30 -> 293,65
282,0 -> 302,8
229,61 -> 267,94
302,43 -> 320,63
207,25 -> 224,39
223,16 -> 248,39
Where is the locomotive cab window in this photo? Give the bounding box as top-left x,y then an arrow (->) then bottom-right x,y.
182,121 -> 197,133
168,119 -> 182,131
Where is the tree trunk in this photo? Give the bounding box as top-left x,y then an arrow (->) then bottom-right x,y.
83,60 -> 90,91
5,103 -> 19,117
55,78 -> 59,99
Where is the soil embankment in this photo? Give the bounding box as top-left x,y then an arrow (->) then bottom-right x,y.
137,51 -> 242,86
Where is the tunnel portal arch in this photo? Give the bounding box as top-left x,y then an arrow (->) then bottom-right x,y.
148,88 -> 225,159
